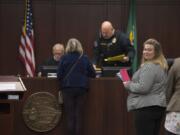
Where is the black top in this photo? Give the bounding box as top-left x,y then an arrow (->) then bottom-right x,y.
38,57 -> 59,76
93,30 -> 135,67
57,52 -> 96,91
43,57 -> 59,66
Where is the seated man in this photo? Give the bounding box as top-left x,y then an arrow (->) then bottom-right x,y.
38,43 -> 64,76
93,21 -> 135,68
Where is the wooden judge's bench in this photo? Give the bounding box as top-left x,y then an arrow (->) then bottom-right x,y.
0,77 -> 165,135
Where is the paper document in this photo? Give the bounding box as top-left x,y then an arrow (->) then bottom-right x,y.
0,82 -> 16,91
104,54 -> 125,62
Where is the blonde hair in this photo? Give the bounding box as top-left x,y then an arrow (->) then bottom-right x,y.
141,38 -> 168,70
65,38 -> 83,55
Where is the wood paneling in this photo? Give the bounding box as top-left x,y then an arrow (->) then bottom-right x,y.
0,77 -> 134,135
0,77 -> 167,135
137,1 -> 180,58
0,0 -> 180,75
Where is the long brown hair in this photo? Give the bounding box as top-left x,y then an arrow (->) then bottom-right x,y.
141,38 -> 168,70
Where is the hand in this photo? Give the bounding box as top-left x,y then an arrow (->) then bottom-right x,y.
93,64 -> 97,69
37,72 -> 42,77
122,56 -> 129,62
123,81 -> 129,87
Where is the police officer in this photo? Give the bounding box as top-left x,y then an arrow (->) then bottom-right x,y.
93,21 -> 135,67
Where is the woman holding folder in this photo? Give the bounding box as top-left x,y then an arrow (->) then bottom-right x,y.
123,38 -> 168,135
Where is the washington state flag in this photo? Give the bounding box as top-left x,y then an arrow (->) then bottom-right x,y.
127,0 -> 138,73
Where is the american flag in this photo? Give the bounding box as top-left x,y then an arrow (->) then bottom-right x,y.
19,0 -> 35,77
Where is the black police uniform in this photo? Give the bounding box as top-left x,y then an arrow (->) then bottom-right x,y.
93,30 -> 135,67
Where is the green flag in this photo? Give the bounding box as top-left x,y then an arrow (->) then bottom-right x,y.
127,0 -> 138,73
